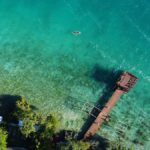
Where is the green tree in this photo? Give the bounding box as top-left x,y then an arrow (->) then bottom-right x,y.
40,113 -> 60,138
14,97 -> 40,137
0,128 -> 7,150
13,97 -> 61,149
34,113 -> 60,150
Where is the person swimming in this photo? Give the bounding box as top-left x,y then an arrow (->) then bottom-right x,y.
72,31 -> 81,35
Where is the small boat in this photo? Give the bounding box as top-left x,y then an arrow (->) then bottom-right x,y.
72,31 -> 81,35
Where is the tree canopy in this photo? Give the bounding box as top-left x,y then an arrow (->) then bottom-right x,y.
13,97 -> 61,149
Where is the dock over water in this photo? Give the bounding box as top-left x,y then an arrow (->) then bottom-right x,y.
84,72 -> 138,139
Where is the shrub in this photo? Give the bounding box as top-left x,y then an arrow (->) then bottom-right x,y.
0,128 -> 7,150
59,140 -> 91,150
71,140 -> 91,150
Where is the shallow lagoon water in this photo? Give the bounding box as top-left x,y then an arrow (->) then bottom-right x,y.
0,0 -> 150,149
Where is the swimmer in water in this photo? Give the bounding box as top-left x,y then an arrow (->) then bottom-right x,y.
72,31 -> 81,35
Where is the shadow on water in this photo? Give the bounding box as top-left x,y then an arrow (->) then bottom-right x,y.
64,65 -> 122,110
0,94 -> 37,120
91,64 -> 123,107
0,94 -> 22,122
77,64 -> 123,149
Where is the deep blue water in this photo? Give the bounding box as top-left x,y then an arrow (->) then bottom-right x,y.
0,0 -> 150,149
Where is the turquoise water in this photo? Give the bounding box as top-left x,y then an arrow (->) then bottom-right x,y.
0,0 -> 150,149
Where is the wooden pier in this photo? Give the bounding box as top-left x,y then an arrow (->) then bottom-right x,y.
84,72 -> 138,139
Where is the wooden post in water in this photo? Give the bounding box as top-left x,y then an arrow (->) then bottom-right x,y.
84,71 -> 138,139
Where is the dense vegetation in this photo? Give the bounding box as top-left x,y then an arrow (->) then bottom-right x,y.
0,96 -> 92,150
12,98 -> 59,149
